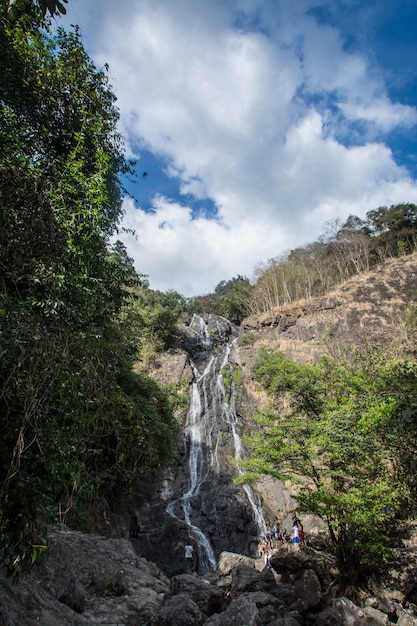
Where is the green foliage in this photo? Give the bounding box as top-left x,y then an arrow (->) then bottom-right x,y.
213,275 -> 252,323
102,579 -> 123,597
120,287 -> 185,364
240,332 -> 257,346
0,15 -> 177,578
221,367 -> 232,403
185,297 -> 205,316
6,0 -> 68,21
244,347 -> 417,582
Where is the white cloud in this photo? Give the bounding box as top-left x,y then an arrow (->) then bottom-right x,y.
339,99 -> 417,132
64,0 -> 417,296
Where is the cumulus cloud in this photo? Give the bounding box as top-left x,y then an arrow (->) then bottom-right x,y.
64,0 -> 417,296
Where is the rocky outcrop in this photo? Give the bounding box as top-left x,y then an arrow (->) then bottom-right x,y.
0,528 -> 170,625
1,528 -> 417,625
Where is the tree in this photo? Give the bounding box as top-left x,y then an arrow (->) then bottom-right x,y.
213,275 -> 252,323
120,286 -> 186,365
0,12 -> 178,577
366,204 -> 417,260
7,0 -> 68,20
243,348 -> 414,588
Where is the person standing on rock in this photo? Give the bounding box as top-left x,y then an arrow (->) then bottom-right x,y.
184,543 -> 195,573
292,519 -> 300,544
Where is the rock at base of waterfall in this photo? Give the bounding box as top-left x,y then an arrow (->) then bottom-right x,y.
205,595 -> 260,626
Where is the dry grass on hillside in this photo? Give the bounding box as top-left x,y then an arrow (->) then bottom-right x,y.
251,253 -> 417,325
240,253 -> 417,363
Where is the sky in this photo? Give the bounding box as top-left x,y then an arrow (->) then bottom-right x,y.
61,0 -> 417,297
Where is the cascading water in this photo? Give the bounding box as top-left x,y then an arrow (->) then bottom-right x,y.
166,314 -> 267,572
217,340 -> 268,539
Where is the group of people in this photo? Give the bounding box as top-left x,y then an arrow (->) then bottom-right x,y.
258,515 -> 305,568
183,514 -> 306,573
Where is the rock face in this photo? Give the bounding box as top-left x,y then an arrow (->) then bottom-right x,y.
127,315 -> 318,585
0,528 -> 170,626
126,314 -> 263,578
2,533 -> 416,625
240,253 -> 417,360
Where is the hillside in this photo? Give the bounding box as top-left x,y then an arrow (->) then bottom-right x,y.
240,252 -> 417,363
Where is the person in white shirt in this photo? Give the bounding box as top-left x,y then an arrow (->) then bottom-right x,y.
184,544 -> 194,572
292,521 -> 300,544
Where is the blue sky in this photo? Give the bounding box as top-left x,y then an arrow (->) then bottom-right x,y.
61,0 -> 417,297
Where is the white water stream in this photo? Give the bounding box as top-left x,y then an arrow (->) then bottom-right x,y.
166,315 -> 267,572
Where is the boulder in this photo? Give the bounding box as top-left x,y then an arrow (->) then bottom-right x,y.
0,527 -> 170,626
230,565 -> 266,595
226,562 -> 288,600
270,543 -> 338,591
397,613 -> 417,626
157,593 -> 205,626
168,574 -> 224,615
217,551 -> 257,576
294,568 -> 322,608
316,596 -> 391,625
364,594 -> 396,620
205,594 -> 261,626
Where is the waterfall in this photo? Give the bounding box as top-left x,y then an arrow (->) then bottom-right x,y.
219,341 -> 268,538
166,314 -> 267,572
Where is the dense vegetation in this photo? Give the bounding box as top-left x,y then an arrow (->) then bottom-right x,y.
0,4 -> 183,577
241,341 -> 417,586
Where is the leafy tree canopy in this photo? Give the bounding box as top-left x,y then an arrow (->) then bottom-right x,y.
6,0 -> 68,21
242,347 -> 417,585
212,275 -> 252,324
0,12 -> 178,578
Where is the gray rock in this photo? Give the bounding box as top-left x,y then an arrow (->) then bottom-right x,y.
364,594 -> 396,619
157,592 -> 206,626
316,596 -> 391,625
294,568 -> 322,608
0,528 -> 170,626
168,573 -> 224,615
361,605 -> 391,625
217,551 -> 257,576
397,612 -> 417,626
205,594 -> 260,626
270,544 -> 338,591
